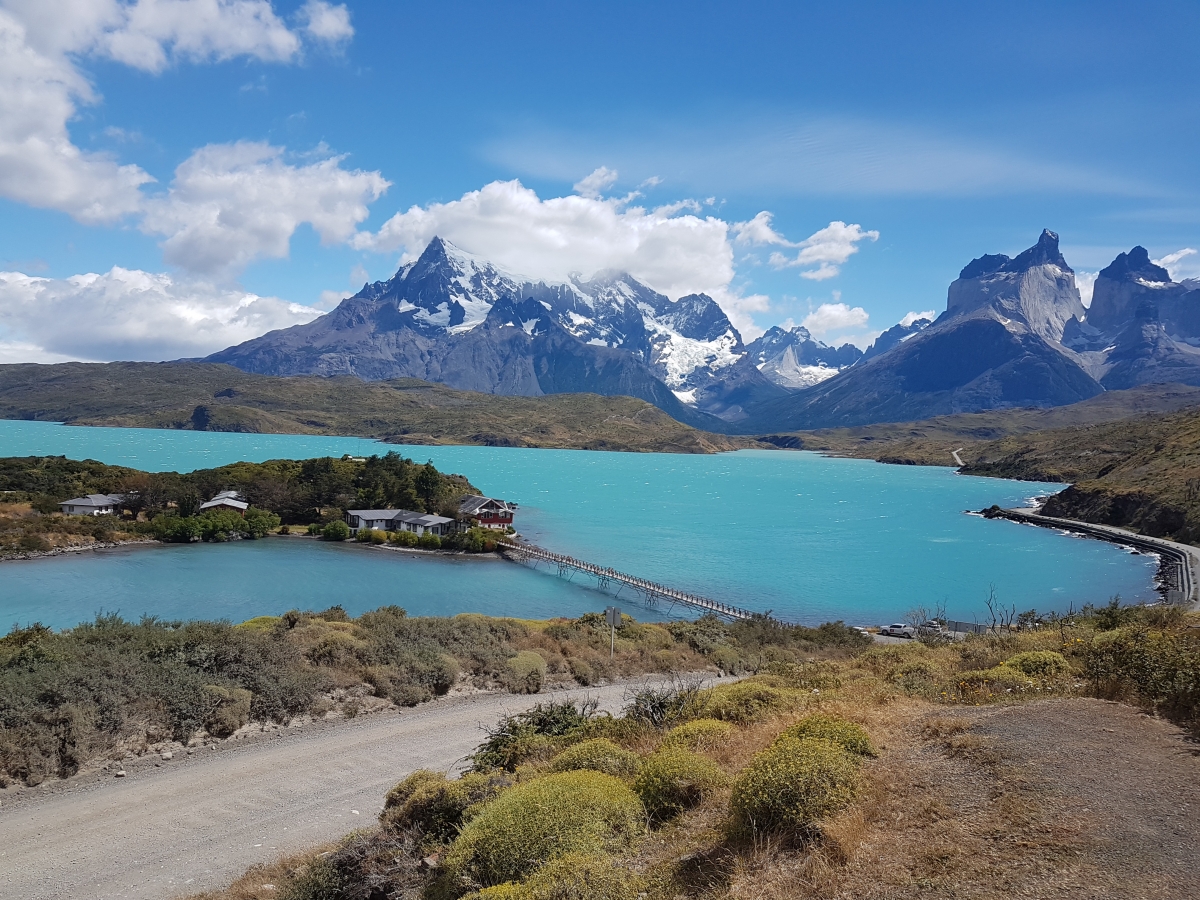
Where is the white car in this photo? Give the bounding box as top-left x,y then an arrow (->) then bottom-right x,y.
879,623 -> 916,638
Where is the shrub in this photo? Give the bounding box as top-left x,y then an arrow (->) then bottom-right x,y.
389,529 -> 418,547
443,770 -> 645,887
549,739 -> 640,779
660,718 -> 734,753
356,527 -> 382,543
380,769 -> 512,849
417,531 -> 442,549
623,677 -> 707,728
634,747 -> 725,822
474,852 -> 639,900
18,533 -> 50,551
946,665 -> 1041,702
1003,650 -> 1070,677
306,522 -> 322,536
568,657 -> 595,686
203,685 -> 252,737
279,858 -> 340,900
242,507 -> 281,538
701,679 -> 796,723
472,700 -> 598,772
322,520 -> 350,541
779,714 -> 875,757
730,736 -> 861,838
1085,627 -> 1200,728
504,651 -> 547,694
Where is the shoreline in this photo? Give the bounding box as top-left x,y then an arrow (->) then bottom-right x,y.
0,531 -> 506,566
986,507 -> 1200,609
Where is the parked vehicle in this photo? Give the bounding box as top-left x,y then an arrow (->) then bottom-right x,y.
918,619 -> 947,635
879,623 -> 916,638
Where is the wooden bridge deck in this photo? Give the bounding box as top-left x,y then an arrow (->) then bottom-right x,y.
498,540 -> 766,622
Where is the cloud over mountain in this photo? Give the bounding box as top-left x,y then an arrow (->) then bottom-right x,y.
0,266 -> 321,361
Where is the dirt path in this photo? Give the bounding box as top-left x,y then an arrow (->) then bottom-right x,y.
829,698 -> 1200,900
0,680 -> 667,900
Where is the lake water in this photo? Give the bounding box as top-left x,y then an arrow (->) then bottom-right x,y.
0,420 -> 1158,630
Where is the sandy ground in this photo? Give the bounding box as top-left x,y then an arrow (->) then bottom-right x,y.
0,679 -> 666,900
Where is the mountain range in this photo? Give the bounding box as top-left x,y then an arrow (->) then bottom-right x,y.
209,238 -> 784,428
208,231 -> 1200,434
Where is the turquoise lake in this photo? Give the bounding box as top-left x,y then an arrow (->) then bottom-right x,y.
0,420 -> 1158,630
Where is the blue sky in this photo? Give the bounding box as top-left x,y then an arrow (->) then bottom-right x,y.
0,0 -> 1197,362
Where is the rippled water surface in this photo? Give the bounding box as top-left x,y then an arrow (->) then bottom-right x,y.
0,420 -> 1158,629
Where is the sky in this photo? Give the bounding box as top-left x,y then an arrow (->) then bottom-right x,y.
0,0 -> 1198,364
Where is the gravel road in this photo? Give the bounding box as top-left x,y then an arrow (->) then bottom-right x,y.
0,680 -> 664,900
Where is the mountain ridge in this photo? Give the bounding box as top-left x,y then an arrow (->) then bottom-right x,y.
207,237 -> 785,427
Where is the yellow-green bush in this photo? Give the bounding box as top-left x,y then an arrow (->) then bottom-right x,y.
779,713 -> 875,757
700,679 -> 796,723
1003,650 -> 1070,677
634,747 -> 726,823
388,529 -> 418,547
473,852 -> 640,900
504,651 -> 547,694
856,643 -> 933,678
660,718 -> 734,753
380,769 -> 512,848
444,770 -> 645,887
730,736 -> 861,837
203,684 -> 252,737
549,739 -> 640,779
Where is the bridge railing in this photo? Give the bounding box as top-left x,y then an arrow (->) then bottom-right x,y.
497,538 -> 768,622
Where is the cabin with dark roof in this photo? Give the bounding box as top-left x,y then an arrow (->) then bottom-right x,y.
58,493 -> 124,516
345,509 -> 455,537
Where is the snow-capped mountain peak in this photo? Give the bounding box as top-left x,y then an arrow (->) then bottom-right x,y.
745,324 -> 863,388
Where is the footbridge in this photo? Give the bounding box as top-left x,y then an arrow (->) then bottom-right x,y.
498,540 -> 767,622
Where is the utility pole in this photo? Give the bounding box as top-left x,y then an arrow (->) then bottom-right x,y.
605,605 -> 620,658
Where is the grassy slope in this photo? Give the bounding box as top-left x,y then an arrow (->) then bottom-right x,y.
767,383 -> 1200,466
0,362 -> 751,454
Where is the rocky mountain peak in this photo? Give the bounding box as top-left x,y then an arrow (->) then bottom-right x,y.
659,294 -> 739,344
1098,246 -> 1172,285
946,229 -> 1084,343
1008,229 -> 1071,273
957,229 -> 1070,281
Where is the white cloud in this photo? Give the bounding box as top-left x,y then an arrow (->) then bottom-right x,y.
732,211 -> 791,246
0,1 -> 357,228
573,166 -> 619,199
900,309 -> 936,327
1154,248 -> 1199,282
0,266 -> 321,362
1075,271 -> 1098,308
298,0 -> 352,45
767,221 -> 879,281
0,8 -> 152,223
352,177 -> 775,336
141,141 -> 389,278
800,302 -> 870,339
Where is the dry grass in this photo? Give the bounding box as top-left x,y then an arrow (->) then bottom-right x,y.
186,846 -> 335,900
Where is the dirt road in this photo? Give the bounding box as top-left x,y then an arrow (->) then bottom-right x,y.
0,681 -> 658,900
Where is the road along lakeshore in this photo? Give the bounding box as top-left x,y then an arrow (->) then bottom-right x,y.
987,507 -> 1200,609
